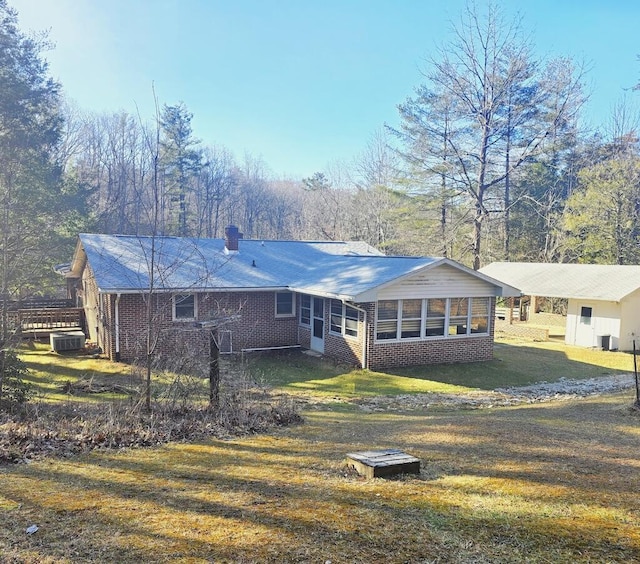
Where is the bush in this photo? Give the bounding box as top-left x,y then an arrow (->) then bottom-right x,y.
0,349 -> 33,410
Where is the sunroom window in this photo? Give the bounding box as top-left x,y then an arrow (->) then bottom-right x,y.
470,297 -> 490,333
375,297 -> 491,341
376,300 -> 398,340
425,298 -> 446,337
401,299 -> 422,338
330,299 -> 359,338
300,294 -> 311,326
448,298 -> 469,336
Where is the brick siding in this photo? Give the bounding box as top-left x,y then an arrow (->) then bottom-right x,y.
84,276 -> 497,370
96,291 -> 299,364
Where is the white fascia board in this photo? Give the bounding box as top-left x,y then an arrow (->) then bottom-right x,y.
69,237 -> 87,278
288,286 -> 351,300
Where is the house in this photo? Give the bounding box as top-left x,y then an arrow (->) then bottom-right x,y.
480,262 -> 640,351
64,227 -> 519,370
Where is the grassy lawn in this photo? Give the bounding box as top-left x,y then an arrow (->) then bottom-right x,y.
1,394 -> 639,562
1,339 -> 639,562
248,338 -> 637,396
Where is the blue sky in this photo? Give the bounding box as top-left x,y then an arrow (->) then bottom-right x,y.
10,0 -> 640,179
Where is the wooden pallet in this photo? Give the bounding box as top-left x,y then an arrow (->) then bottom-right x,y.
346,449 -> 420,479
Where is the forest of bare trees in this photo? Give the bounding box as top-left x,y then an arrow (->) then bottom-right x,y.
4,0 -> 640,308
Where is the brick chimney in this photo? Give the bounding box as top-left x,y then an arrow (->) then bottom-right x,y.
224,225 -> 243,253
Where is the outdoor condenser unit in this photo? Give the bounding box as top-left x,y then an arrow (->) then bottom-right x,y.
50,331 -> 85,352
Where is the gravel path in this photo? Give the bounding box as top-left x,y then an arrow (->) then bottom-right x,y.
352,373 -> 638,412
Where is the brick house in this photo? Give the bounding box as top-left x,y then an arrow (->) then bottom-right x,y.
66,227 -> 519,370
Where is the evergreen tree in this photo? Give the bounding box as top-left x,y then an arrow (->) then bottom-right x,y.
0,0 -> 64,403
160,102 -> 202,236
0,1 -> 63,315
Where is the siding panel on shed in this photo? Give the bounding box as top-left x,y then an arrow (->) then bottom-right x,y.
377,264 -> 494,300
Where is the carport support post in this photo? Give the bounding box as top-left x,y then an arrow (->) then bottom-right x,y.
634,339 -> 640,408
210,329 -> 220,411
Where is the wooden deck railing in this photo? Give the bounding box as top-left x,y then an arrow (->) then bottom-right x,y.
9,307 -> 85,335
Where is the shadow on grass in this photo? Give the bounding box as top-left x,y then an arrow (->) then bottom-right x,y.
247,342 -> 636,394
2,395 -> 639,562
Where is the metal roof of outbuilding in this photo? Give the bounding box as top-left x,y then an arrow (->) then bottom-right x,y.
480,262 -> 640,302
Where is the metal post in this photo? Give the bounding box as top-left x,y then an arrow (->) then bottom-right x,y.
209,329 -> 220,411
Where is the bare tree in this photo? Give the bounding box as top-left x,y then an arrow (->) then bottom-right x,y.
397,2 -> 586,269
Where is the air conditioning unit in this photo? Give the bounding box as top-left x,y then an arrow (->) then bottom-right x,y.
50,331 -> 85,352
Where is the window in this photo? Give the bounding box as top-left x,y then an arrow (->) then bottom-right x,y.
470,297 -> 489,334
448,298 -> 469,335
401,299 -> 422,338
345,305 -> 359,337
580,306 -> 592,325
425,298 -> 446,337
275,292 -> 295,317
376,300 -> 398,340
330,299 -> 359,338
300,294 -> 311,326
173,294 -> 196,321
375,297 -> 490,341
330,300 -> 342,334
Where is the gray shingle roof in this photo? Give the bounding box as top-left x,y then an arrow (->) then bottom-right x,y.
76,233 -> 441,301
480,262 -> 640,302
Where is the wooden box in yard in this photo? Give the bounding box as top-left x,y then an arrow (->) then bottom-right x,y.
346,449 -> 420,479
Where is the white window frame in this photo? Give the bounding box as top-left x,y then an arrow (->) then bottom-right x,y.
329,299 -> 359,339
275,291 -> 296,318
299,293 -> 311,327
173,293 -> 197,322
374,297 -> 491,342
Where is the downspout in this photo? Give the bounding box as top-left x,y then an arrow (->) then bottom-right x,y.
115,293 -> 121,362
347,301 -> 368,370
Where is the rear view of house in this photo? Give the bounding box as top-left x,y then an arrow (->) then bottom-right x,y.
64,227 -> 519,370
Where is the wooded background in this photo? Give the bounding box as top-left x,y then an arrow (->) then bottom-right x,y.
2,0 -> 640,302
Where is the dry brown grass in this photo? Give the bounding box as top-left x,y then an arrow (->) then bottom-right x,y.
1,391 -> 639,563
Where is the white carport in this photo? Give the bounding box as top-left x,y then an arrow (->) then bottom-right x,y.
480,262 -> 640,351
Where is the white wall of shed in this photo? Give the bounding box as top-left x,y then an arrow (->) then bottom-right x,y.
619,288 -> 640,351
565,299 -> 621,349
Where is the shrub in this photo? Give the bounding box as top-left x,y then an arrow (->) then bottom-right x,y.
0,349 -> 33,410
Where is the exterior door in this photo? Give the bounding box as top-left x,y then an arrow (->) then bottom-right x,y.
310,297 -> 325,353
575,305 -> 595,347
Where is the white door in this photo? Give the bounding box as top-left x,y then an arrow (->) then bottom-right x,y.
575,305 -> 595,347
310,297 -> 325,353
